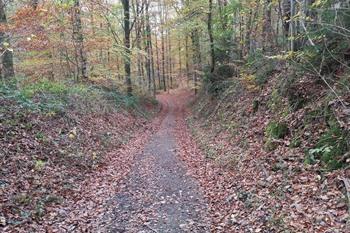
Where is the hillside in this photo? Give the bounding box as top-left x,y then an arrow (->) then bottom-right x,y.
181,60 -> 350,231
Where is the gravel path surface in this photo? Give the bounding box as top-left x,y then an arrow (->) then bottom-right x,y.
98,91 -> 209,233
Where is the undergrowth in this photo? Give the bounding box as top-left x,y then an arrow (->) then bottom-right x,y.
0,78 -> 156,116
194,50 -> 350,170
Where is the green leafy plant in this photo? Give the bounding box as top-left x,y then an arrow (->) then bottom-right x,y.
308,120 -> 349,170
266,121 -> 289,139
34,160 -> 46,171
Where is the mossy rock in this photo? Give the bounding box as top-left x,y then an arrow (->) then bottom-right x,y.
266,121 -> 289,139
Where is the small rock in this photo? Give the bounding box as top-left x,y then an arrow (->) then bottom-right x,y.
179,223 -> 189,230
226,194 -> 235,203
336,202 -> 346,208
0,216 -> 6,226
315,215 -> 323,223
257,181 -> 268,188
230,214 -> 239,225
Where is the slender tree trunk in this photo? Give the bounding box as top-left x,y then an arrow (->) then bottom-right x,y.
178,37 -> 182,77
282,0 -> 291,50
160,1 -> 166,91
239,13 -> 243,59
150,35 -> 156,96
135,0 -> 143,88
154,34 -> 161,89
167,30 -> 173,89
72,0 -> 88,80
145,0 -> 154,95
191,30 -> 201,95
263,0 -> 273,51
0,0 -> 14,79
208,0 -> 215,73
290,0 -> 295,51
144,6 -> 151,93
122,0 -> 132,95
116,56 -> 121,80
245,10 -> 253,56
185,34 -> 190,85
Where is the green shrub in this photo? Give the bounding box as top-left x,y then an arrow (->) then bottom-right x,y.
1,78 -> 151,117
203,64 -> 237,96
308,120 -> 349,170
20,80 -> 67,98
266,121 -> 289,139
264,138 -> 278,152
246,50 -> 276,86
252,99 -> 259,113
267,89 -> 283,112
290,136 -> 301,148
255,63 -> 275,86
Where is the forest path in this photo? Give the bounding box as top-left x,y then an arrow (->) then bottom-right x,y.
98,90 -> 210,232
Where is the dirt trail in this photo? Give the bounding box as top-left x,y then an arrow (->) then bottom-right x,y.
97,90 -> 209,232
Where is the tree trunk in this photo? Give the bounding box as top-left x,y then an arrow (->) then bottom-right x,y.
191,29 -> 201,95
208,0 -> 215,73
72,0 -> 88,80
290,0 -> 295,51
154,33 -> 161,89
144,0 -> 155,96
185,34 -> 190,85
0,0 -> 14,79
263,0 -> 273,51
160,1 -> 166,91
135,0 -> 143,88
178,37 -> 182,77
244,10 -> 253,56
167,30 -> 173,89
144,0 -> 152,93
122,0 -> 132,95
282,0 -> 291,50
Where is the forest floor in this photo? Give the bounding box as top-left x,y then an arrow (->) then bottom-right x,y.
3,88 -> 348,232
11,89 -> 211,232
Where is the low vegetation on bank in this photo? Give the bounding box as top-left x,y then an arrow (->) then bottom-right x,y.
0,78 -> 157,228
